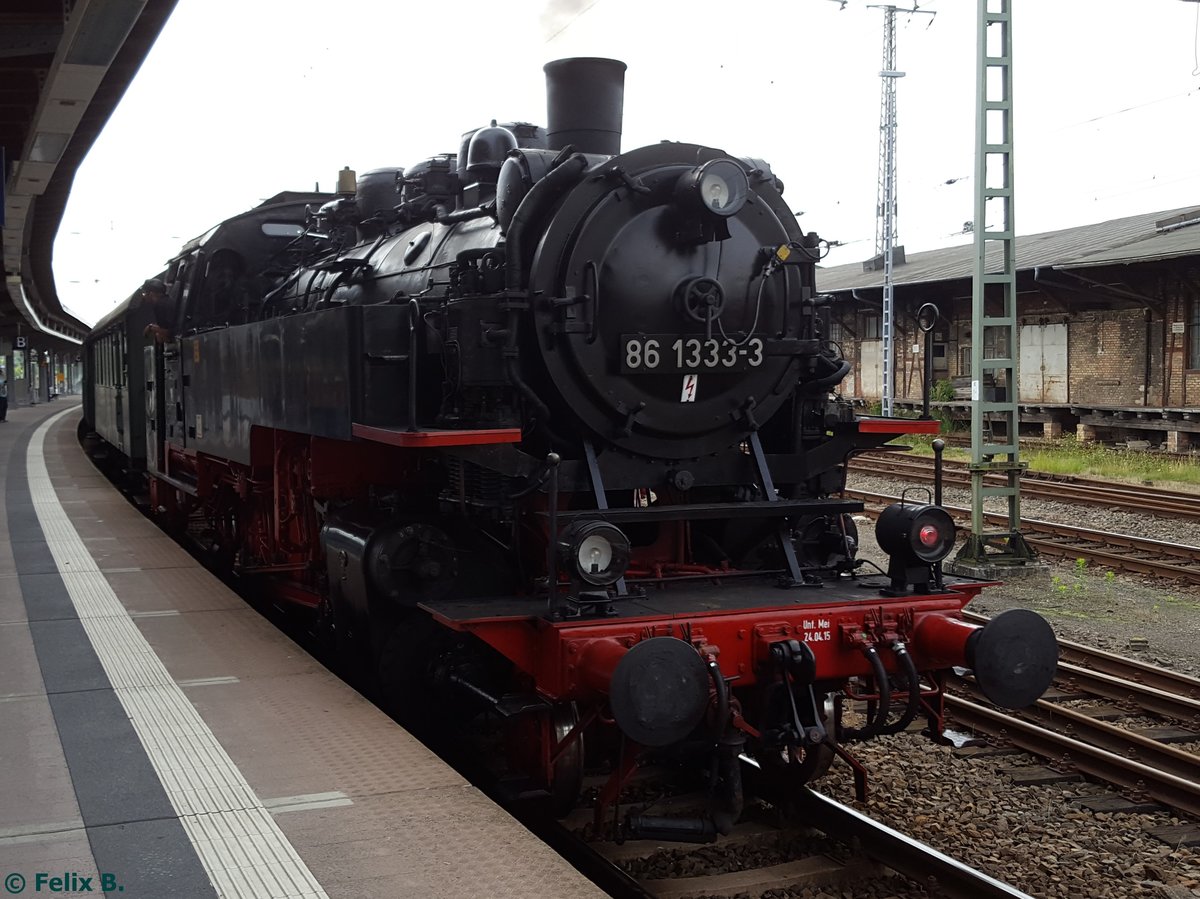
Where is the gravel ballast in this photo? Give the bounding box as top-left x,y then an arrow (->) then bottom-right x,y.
816,731 -> 1200,899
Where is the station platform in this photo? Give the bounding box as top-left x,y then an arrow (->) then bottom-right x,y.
0,399 -> 603,899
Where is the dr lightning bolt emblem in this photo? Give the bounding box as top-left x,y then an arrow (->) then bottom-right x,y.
680,374 -> 698,402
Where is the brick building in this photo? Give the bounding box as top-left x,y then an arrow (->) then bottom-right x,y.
815,205 -> 1200,451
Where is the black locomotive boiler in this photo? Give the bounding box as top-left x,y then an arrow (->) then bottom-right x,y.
82,58 -> 1057,841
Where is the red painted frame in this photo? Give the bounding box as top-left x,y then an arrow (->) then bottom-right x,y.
351,424 -> 522,448
857,418 -> 942,435
422,580 -> 995,701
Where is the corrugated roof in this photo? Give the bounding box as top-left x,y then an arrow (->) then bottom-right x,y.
816,204 -> 1200,293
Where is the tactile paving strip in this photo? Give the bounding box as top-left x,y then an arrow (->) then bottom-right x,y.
27,409 -> 327,899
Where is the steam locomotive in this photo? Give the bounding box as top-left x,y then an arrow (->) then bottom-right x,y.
83,58 -> 1057,841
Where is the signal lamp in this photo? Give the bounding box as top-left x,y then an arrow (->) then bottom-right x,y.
875,502 -> 956,595
560,520 -> 631,588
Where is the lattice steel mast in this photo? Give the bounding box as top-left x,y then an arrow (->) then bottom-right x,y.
953,0 -> 1034,569
868,4 -> 932,417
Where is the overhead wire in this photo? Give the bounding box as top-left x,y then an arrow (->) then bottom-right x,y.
1055,89 -> 1197,133
1193,0 -> 1200,77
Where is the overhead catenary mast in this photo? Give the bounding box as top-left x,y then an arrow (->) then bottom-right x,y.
951,0 -> 1036,574
867,3 -> 933,417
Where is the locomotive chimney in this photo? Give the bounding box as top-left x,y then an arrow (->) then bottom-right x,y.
544,57 -> 626,156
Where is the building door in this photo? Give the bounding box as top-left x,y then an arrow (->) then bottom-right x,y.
1019,323 -> 1068,403
859,340 -> 882,401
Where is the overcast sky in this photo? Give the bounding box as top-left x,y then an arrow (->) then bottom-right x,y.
54,0 -> 1200,324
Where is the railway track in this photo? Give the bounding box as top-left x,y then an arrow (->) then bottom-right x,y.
850,452 -> 1200,521
847,487 -> 1200,585
947,612 -> 1200,819
938,432 -> 1200,462
566,790 -> 1034,898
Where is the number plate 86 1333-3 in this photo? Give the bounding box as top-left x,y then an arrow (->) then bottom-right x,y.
621,335 -> 764,374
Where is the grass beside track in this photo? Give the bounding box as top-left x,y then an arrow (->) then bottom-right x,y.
895,434 -> 1200,490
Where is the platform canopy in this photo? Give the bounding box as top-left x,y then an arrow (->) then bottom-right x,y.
1,0 -> 176,346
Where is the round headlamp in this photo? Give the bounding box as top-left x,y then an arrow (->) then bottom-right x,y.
677,159 -> 750,218
560,520 -> 631,587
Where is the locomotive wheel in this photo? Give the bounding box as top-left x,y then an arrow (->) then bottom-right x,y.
750,682 -> 836,815
755,741 -> 836,820
772,740 -> 835,784
313,593 -> 375,689
502,702 -> 584,818
375,612 -> 443,728
312,595 -> 337,657
549,703 -> 584,818
313,594 -> 358,675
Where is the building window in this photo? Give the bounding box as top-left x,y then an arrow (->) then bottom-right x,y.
828,319 -> 843,345
983,327 -> 1010,360
932,343 -> 949,372
1190,301 -> 1200,370
862,315 -> 881,340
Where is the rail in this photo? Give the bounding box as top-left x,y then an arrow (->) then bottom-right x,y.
850,452 -> 1200,521
793,789 -> 1034,899
944,692 -> 1200,818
